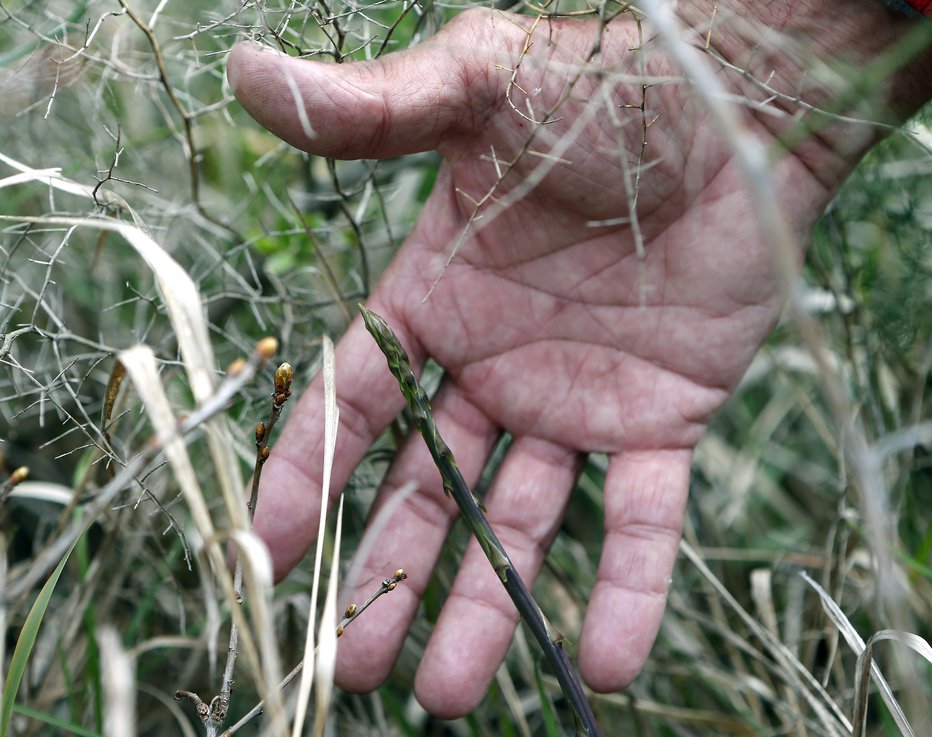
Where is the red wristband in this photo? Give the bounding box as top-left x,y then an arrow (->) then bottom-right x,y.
906,0 -> 932,15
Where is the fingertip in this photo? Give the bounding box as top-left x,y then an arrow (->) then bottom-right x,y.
414,632 -> 495,720
578,587 -> 667,692
226,41 -> 280,98
225,42 -> 249,92
577,449 -> 691,692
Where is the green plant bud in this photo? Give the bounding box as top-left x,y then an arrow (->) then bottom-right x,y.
274,362 -> 293,394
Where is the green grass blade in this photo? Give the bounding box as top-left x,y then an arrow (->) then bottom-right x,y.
534,660 -> 564,737
1,551 -> 72,736
10,704 -> 102,737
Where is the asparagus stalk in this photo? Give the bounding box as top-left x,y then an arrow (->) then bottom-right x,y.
359,305 -> 601,737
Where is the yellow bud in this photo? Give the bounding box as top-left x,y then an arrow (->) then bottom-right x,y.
344,603 -> 357,617
336,626 -> 344,637
226,358 -> 247,376
256,337 -> 279,361
10,466 -> 29,485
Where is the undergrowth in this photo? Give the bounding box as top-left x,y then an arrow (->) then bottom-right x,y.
1,1 -> 930,735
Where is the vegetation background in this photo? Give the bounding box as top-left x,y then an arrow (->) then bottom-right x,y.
1,0 -> 930,735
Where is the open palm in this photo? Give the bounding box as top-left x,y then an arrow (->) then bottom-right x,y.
228,6 -> 879,717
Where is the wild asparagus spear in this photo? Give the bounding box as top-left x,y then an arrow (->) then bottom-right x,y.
359,305 -> 601,737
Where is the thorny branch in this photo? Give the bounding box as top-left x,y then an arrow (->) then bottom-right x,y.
115,0 -> 239,238
218,570 -> 409,737
175,361 -> 294,733
2,336 -> 279,605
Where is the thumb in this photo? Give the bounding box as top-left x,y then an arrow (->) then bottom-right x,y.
226,9 -> 510,159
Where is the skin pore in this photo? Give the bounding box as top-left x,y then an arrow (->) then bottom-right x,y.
226,1 -> 931,718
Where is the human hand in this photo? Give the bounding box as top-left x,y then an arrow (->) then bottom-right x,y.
226,2 -> 930,717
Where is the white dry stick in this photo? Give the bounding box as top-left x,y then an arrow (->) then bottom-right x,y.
98,627 -> 136,737
0,151 -> 132,213
291,336 -> 340,737
0,169 -> 63,188
282,62 -> 316,141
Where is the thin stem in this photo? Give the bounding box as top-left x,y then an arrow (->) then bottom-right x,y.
359,306 -> 602,737
336,569 -> 407,636
0,466 -> 28,505
210,362 -> 294,728
116,0 -> 242,240
220,571 -> 408,736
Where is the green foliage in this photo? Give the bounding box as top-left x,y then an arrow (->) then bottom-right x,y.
1,548 -> 74,736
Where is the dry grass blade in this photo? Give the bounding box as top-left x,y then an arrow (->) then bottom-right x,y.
98,627 -> 135,737
119,345 -> 218,557
229,530 -> 286,736
856,632 -> 932,737
313,495 -> 344,737
680,542 -> 851,737
800,572 -> 924,737
0,155 -> 247,537
292,335 -> 339,737
119,344 -> 267,729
